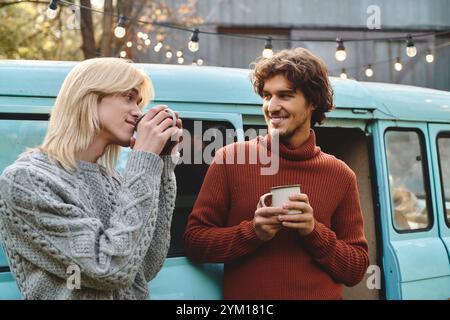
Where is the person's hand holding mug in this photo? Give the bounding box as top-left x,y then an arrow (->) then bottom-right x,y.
278,193 -> 315,237
160,109 -> 183,156
253,190 -> 290,242
255,184 -> 315,238
132,105 -> 182,155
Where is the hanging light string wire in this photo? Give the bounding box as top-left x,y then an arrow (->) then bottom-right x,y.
57,0 -> 450,44
329,40 -> 450,75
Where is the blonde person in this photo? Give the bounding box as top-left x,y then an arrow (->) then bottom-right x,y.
0,58 -> 182,299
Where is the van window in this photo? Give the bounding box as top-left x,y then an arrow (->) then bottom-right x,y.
0,119 -> 48,171
385,129 -> 432,232
168,119 -> 237,257
437,133 -> 450,227
0,118 -> 48,267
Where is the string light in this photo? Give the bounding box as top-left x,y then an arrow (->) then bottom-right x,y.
165,50 -> 173,59
176,50 -> 183,58
188,28 -> 199,52
46,0 -> 59,20
126,41 -> 132,48
197,58 -> 204,66
339,68 -> 348,79
262,37 -> 274,59
365,65 -> 374,77
154,42 -> 163,52
406,35 -> 417,57
39,1 -> 449,70
114,15 -> 126,39
335,38 -> 347,62
119,50 -> 127,58
144,39 -> 151,46
425,50 -> 434,63
394,57 -> 403,71
177,57 -> 184,64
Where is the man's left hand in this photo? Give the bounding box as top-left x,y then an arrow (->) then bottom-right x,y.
278,193 -> 315,236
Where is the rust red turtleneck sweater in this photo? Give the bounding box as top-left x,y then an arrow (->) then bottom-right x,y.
184,130 -> 369,300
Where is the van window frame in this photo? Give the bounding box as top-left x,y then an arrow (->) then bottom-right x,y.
436,131 -> 450,229
165,117 -> 239,258
0,112 -> 49,269
384,127 -> 434,234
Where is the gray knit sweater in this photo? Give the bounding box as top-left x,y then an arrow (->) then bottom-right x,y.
0,149 -> 178,300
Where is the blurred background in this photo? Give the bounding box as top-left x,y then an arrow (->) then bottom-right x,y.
0,0 -> 449,90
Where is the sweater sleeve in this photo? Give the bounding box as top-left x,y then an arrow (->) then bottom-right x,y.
142,154 -> 178,282
301,171 -> 370,286
0,150 -> 163,291
183,148 -> 264,263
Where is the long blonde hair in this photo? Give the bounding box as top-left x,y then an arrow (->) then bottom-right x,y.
34,58 -> 153,174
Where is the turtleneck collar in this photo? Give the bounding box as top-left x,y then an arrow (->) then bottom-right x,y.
260,129 -> 321,161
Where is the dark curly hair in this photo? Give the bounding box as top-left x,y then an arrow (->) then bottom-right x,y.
250,47 -> 334,127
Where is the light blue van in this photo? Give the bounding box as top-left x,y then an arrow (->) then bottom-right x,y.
0,60 -> 449,300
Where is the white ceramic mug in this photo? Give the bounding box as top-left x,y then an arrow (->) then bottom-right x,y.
260,184 -> 302,214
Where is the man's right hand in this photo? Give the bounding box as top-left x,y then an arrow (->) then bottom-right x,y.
133,105 -> 182,155
253,196 -> 289,241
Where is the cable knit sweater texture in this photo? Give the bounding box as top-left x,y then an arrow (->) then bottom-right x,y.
0,149 -> 177,300
184,130 -> 369,300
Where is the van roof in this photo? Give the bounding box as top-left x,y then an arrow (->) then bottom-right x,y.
0,59 -> 449,122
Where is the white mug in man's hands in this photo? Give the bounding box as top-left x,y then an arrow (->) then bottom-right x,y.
260,184 -> 302,214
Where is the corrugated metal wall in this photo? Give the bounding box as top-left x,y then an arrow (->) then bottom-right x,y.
139,0 -> 450,90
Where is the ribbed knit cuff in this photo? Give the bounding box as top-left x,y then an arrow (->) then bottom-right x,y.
240,220 -> 266,247
161,152 -> 180,174
125,150 -> 164,176
301,220 -> 335,258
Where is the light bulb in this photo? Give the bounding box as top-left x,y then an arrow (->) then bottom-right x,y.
262,48 -> 273,59
188,29 -> 199,52
188,41 -> 199,52
176,50 -> 183,57
394,58 -> 402,71
126,41 -> 132,48
114,26 -> 126,38
197,58 -> 204,66
46,7 -> 58,19
144,39 -> 151,46
262,37 -> 274,59
46,0 -> 58,19
365,65 -> 374,77
406,35 -> 417,57
120,51 -> 127,58
340,69 -> 347,79
177,57 -> 184,64
406,46 -> 417,57
114,15 -> 126,39
335,39 -> 346,62
165,50 -> 173,59
425,51 -> 434,63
